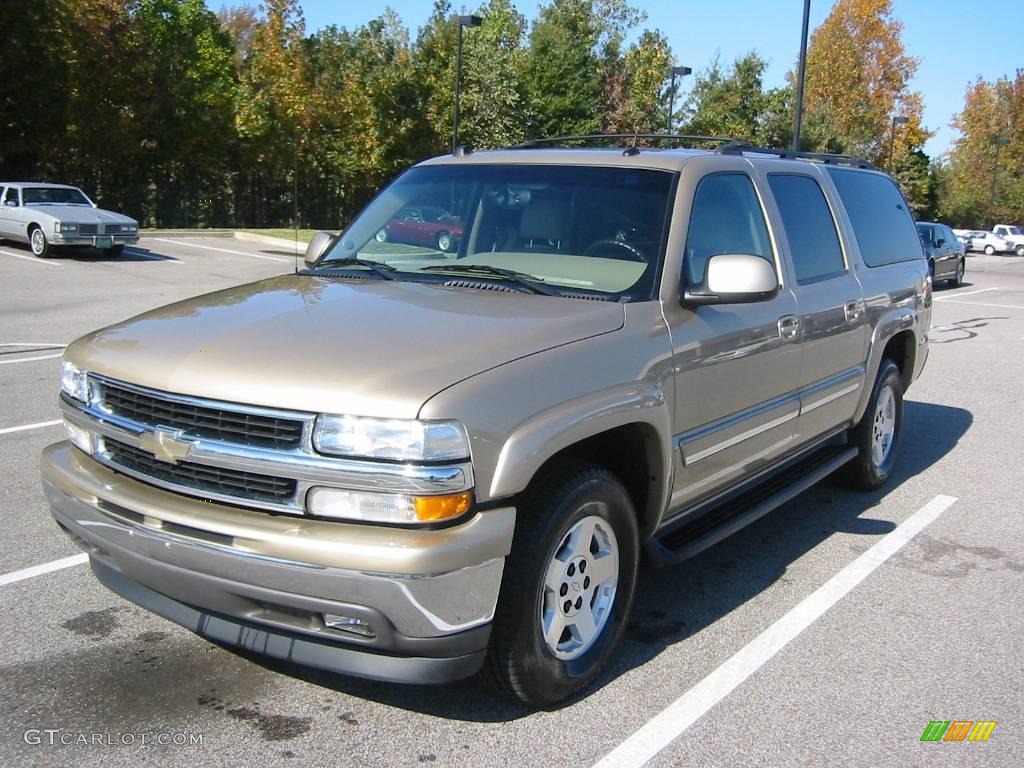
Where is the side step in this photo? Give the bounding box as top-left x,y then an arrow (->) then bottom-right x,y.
645,445 -> 858,567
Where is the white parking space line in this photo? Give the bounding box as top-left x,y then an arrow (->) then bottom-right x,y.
150,237 -> 289,263
935,299 -> 1024,310
934,287 -> 997,301
592,494 -> 959,768
0,353 -> 63,365
0,554 -> 88,588
0,248 -> 62,266
0,419 -> 62,436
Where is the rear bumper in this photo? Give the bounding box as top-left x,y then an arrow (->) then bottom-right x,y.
42,442 -> 516,684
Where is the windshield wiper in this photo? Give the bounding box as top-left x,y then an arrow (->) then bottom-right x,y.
420,264 -> 557,295
305,258 -> 397,280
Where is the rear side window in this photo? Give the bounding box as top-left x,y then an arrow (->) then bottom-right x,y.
826,168 -> 924,267
684,173 -> 773,285
768,174 -> 844,283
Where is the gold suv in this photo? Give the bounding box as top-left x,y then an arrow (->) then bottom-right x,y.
43,137 -> 931,705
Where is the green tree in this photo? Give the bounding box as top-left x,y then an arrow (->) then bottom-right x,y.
460,0 -> 529,148
604,30 -> 672,134
942,71 -> 1024,227
522,0 -> 603,138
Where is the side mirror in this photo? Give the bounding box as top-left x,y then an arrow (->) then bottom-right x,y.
682,253 -> 780,307
934,238 -> 945,247
304,231 -> 337,268
4,200 -> 17,208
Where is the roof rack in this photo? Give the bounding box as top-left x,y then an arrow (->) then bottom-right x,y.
718,140 -> 875,169
513,133 -> 738,153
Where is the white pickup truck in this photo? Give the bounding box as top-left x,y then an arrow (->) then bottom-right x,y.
991,225 -> 1024,256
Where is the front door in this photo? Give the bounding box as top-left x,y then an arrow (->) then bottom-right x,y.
664,168 -> 802,516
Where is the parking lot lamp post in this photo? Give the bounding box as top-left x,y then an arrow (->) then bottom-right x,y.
988,136 -> 1010,229
452,15 -> 483,152
667,65 -> 692,135
888,115 -> 908,172
792,0 -> 811,150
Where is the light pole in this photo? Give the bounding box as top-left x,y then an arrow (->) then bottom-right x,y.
452,14 -> 482,152
887,115 -> 908,172
988,136 -> 1010,229
792,0 -> 811,150
667,65 -> 692,135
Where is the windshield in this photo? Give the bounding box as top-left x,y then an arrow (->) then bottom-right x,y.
22,186 -> 92,205
1006,226 -> 1023,235
320,164 -> 677,300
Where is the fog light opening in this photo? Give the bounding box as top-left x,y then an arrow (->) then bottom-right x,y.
323,614 -> 376,639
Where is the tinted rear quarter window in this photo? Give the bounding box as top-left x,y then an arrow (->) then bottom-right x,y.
826,168 -> 924,267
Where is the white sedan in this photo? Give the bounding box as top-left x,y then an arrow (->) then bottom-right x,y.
0,182 -> 139,257
962,229 -> 1013,255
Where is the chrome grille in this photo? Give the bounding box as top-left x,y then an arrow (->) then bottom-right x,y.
104,437 -> 297,503
79,224 -> 98,235
99,380 -> 305,449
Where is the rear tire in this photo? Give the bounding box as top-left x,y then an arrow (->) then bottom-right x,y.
436,232 -> 453,252
843,359 -> 904,490
482,462 -> 639,707
29,226 -> 51,258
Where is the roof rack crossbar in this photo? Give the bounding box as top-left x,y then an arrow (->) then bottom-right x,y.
512,133 -> 739,149
718,140 -> 875,169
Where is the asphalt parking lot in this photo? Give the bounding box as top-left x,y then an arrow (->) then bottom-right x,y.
1,237 -> 1022,767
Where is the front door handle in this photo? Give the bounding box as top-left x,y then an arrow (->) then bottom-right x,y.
844,300 -> 863,324
778,315 -> 800,341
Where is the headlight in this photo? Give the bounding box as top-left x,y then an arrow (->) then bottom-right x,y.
313,415 -> 469,462
61,361 -> 90,403
306,487 -> 473,524
122,223 -> 138,232
55,222 -> 78,234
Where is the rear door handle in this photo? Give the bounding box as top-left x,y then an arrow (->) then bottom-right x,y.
778,315 -> 800,341
844,300 -> 863,324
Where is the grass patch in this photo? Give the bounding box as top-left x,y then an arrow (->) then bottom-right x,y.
239,228 -> 324,244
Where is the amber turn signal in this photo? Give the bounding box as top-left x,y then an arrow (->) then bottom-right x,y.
413,491 -> 474,521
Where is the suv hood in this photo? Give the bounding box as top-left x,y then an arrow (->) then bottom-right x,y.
66,275 -> 624,419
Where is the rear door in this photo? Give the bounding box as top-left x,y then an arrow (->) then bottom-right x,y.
0,186 -> 20,239
761,169 -> 868,442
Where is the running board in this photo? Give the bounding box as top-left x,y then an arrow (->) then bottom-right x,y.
646,445 -> 858,567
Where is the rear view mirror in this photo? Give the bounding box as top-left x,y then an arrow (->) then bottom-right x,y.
304,231 -> 337,268
682,253 -> 779,306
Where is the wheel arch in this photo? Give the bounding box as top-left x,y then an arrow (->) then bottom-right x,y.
490,391 -> 672,542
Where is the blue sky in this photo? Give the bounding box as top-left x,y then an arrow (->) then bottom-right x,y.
217,1 -> 1023,158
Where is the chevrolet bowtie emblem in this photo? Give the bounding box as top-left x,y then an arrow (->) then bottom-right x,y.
139,427 -> 194,464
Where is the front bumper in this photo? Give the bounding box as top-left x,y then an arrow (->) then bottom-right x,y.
42,442 -> 516,684
51,233 -> 139,247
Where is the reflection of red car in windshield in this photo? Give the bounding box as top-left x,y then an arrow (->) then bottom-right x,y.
375,206 -> 463,252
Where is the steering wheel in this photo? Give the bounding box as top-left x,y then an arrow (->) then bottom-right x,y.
583,238 -> 646,262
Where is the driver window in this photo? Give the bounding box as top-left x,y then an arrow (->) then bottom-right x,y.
684,173 -> 773,285
3,187 -> 18,206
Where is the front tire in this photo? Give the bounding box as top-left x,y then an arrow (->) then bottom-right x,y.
483,462 -> 639,707
436,232 -> 453,252
951,257 -> 965,287
843,359 -> 904,490
1016,244 -> 1024,257
984,244 -> 995,255
374,228 -> 388,243
29,226 -> 51,258
105,244 -> 124,257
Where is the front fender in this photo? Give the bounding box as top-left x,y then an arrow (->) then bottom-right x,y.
489,383 -> 673,520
